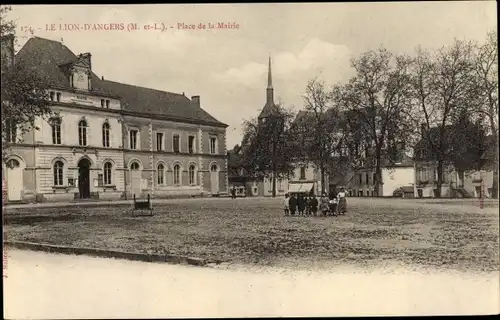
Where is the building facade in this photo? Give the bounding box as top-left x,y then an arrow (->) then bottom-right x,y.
2,36 -> 228,203
413,126 -> 495,198
288,161 -> 326,196
347,165 -> 415,197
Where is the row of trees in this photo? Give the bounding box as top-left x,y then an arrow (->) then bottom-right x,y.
242,31 -> 498,198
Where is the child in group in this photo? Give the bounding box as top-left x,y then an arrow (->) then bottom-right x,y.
310,195 -> 318,216
283,193 -> 290,216
305,196 -> 311,216
289,194 -> 297,216
320,193 -> 330,216
297,194 -> 306,216
329,197 -> 338,216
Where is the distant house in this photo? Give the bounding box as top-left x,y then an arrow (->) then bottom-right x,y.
346,149 -> 415,197
413,124 -> 495,198
228,145 -> 262,197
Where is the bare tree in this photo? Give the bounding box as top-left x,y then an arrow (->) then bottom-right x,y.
410,39 -> 477,197
471,31 -> 498,198
294,78 -> 348,194
335,48 -> 414,196
241,105 -> 297,197
1,5 -> 52,164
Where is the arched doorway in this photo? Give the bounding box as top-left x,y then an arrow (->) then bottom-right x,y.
210,163 -> 219,195
129,161 -> 141,197
78,158 -> 91,199
6,158 -> 23,201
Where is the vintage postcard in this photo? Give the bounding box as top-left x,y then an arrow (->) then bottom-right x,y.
2,2 -> 499,318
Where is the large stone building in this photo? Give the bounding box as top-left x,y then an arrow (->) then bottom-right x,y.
2,36 -> 228,203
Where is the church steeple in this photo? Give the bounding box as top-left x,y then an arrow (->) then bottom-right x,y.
266,54 -> 274,105
258,54 -> 278,121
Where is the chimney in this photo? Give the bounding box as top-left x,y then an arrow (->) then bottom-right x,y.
191,95 -> 200,108
79,52 -> 92,70
101,76 -> 104,81
1,34 -> 15,71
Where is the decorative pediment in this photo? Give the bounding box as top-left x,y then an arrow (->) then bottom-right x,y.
73,59 -> 90,70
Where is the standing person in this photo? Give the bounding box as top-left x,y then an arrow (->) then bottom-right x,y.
231,186 -> 237,199
320,193 -> 329,216
297,194 -> 306,216
310,194 -> 318,216
283,193 -> 290,216
337,187 -> 348,215
329,197 -> 338,216
305,195 -> 311,216
289,194 -> 297,216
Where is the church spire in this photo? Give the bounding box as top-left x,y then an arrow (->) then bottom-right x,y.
266,54 -> 274,104
267,54 -> 273,89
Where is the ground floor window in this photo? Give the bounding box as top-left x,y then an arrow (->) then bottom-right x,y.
188,164 -> 196,185
173,164 -> 181,186
103,162 -> 112,185
53,161 -> 64,186
157,163 -> 165,185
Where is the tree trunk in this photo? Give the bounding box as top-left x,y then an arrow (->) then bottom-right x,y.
374,151 -> 382,197
435,160 -> 443,198
272,163 -> 277,198
320,162 -> 326,195
490,127 -> 499,199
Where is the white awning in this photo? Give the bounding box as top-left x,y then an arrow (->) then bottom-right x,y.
288,183 -> 314,193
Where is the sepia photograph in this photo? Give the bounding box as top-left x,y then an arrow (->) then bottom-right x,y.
1,1 -> 499,318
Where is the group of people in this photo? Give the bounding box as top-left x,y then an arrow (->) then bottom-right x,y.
283,188 -> 347,217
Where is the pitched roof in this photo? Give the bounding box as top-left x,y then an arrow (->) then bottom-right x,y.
15,37 -> 227,127
258,101 -> 280,118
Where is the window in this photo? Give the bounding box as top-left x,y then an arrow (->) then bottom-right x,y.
189,164 -> 196,185
300,166 -> 306,180
372,173 -> 376,184
156,132 -> 164,151
365,173 -> 369,184
188,135 -> 195,153
105,100 -> 110,108
50,91 -> 55,101
5,119 -> 17,143
210,136 -> 217,154
56,92 -> 61,102
173,134 -> 180,153
130,162 -> 140,170
102,122 -> 110,147
129,130 -> 138,150
173,164 -> 181,186
103,162 -> 112,185
51,118 -> 61,145
53,161 -> 64,186
157,163 -> 165,185
359,174 -> 362,185
78,120 -> 87,146
101,99 -> 105,107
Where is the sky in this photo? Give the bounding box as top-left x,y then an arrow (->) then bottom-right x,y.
7,2 -> 497,148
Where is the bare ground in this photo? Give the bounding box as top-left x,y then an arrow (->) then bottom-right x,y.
3,197 -> 499,273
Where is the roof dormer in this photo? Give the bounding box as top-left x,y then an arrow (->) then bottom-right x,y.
60,52 -> 92,91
